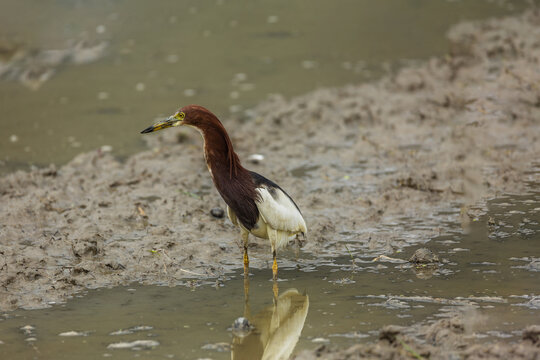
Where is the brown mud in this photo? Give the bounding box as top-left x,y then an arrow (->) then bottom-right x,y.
1,8 -> 540,358
294,314 -> 540,360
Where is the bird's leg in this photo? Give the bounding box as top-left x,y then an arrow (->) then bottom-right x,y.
242,230 -> 249,270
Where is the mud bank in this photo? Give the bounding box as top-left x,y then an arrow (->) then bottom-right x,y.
1,9 -> 540,314
294,312 -> 540,360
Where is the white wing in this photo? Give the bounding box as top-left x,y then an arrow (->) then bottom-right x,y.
255,186 -> 307,235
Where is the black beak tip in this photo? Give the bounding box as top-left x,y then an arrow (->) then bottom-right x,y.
141,126 -> 154,134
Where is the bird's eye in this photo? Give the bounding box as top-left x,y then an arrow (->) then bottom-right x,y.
174,112 -> 185,120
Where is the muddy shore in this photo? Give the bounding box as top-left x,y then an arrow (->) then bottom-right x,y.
1,7 -> 539,358
294,313 -> 540,360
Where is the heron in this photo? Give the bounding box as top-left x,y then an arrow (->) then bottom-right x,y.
141,105 -> 307,281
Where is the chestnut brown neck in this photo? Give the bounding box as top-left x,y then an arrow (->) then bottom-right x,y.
196,118 -> 242,180
191,110 -> 260,230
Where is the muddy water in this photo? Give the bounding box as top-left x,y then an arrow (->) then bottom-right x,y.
0,0 -> 533,174
0,190 -> 538,359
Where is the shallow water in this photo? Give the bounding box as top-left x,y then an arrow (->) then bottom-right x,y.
0,0 -> 534,174
0,189 -> 538,359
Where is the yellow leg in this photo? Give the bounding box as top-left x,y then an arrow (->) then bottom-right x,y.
242,231 -> 249,268
243,247 -> 249,268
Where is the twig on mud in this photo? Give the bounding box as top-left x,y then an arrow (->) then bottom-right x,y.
178,268 -> 205,276
399,339 -> 425,360
180,189 -> 202,200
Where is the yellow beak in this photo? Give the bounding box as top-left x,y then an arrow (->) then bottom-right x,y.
140,116 -> 178,134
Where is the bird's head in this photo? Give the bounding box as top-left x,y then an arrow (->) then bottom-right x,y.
140,105 -> 216,134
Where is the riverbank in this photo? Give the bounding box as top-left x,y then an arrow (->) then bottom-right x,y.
1,10 -> 539,357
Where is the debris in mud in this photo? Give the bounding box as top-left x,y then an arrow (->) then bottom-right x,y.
58,330 -> 89,337
409,248 -> 440,264
372,255 -> 407,263
109,325 -> 153,336
378,325 -> 405,343
20,325 -> 35,335
522,325 -> 540,344
107,339 -> 159,350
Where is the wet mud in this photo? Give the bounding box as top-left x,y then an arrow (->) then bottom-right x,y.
294,317 -> 540,360
1,8 -> 540,359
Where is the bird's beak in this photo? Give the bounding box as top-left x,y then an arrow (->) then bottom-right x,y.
140,115 -> 180,134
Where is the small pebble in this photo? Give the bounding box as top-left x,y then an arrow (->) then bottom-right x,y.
247,154 -> 264,164
232,317 -> 252,337
210,207 -> 225,218
409,248 -> 439,264
20,325 -> 35,333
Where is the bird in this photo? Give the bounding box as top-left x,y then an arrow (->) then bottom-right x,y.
141,105 -> 307,280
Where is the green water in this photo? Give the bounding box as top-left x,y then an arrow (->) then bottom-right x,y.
0,0 -> 534,174
0,190 -> 538,359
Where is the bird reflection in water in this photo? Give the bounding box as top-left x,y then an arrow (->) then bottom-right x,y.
231,271 -> 309,360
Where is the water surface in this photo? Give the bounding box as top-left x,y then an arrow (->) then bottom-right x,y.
0,0 -> 533,174
1,190 -> 538,359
